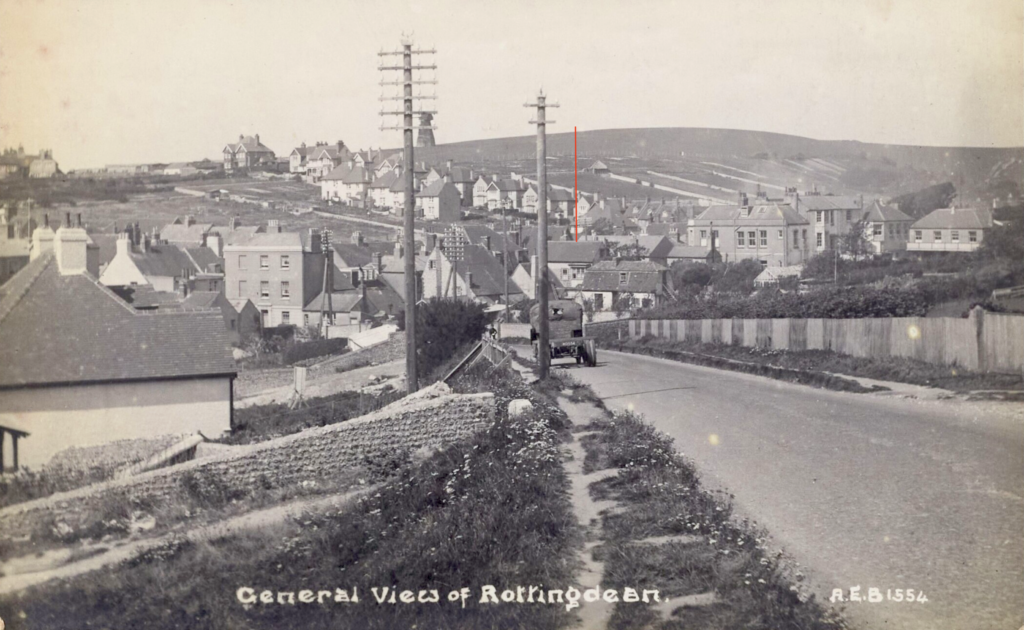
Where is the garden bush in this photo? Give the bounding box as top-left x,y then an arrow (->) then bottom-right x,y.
416,298 -> 487,376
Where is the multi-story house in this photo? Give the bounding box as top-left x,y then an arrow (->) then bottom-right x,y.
289,143 -> 312,174
368,170 -> 400,209
687,200 -> 810,267
472,175 -> 492,207
416,179 -> 462,222
907,207 -> 993,253
28,150 -> 59,178
421,243 -> 525,304
545,241 -> 607,288
785,189 -> 864,252
305,142 -> 350,182
223,134 -> 275,171
486,179 -> 524,210
861,200 -> 914,254
223,221 -> 326,327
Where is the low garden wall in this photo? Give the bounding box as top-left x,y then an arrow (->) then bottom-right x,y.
0,386 -> 493,539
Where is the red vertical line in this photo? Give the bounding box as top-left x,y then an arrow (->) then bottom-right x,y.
574,126 -> 578,241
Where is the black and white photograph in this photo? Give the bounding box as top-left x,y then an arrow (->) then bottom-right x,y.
0,1 -> 1021,628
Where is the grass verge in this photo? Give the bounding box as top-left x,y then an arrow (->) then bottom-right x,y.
599,336 -> 1022,393
0,363 -> 581,630
575,402 -> 846,629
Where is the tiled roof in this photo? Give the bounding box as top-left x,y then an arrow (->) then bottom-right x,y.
179,291 -> 223,309
223,231 -> 306,250
581,259 -> 669,293
341,165 -> 371,185
111,284 -> 186,309
369,170 -> 399,189
793,195 -> 862,211
0,254 -> 235,388
332,243 -> 374,268
547,241 -> 606,264
322,162 -> 353,181
446,166 -> 475,183
911,207 -> 993,230
666,245 -> 711,259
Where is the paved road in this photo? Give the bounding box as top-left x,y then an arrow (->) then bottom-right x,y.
559,349 -> 1024,630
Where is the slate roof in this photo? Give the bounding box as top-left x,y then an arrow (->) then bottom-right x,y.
369,170 -> 399,189
226,136 -> 274,155
793,195 -> 861,211
911,207 -> 993,230
184,246 -> 223,272
341,165 -> 371,185
322,162 -> 353,181
666,245 -> 712,260
332,243 -> 374,268
580,259 -> 669,293
0,254 -> 235,388
109,285 -> 185,309
445,166 -> 475,183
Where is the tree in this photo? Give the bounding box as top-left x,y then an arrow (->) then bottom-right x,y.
890,182 -> 956,219
613,293 -> 634,318
840,218 -> 870,257
416,298 -> 487,377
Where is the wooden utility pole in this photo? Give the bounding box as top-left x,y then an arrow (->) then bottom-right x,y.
526,90 -> 558,380
378,38 -> 436,393
318,227 -> 333,338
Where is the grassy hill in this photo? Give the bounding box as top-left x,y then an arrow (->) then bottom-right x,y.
413,127 -> 1023,199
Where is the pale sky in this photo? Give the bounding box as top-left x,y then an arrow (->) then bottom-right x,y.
1,0 -> 1021,169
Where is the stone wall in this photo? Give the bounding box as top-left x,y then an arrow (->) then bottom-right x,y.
0,385 -> 493,539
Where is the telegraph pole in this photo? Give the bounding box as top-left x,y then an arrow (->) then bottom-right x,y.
501,197 -> 511,323
379,38 -> 436,393
318,227 -> 334,338
526,90 -> 558,380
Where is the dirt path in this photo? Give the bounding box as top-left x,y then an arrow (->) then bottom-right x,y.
0,488 -> 372,596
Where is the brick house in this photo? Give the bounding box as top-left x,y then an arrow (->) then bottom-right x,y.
687,200 -> 810,267
223,134 -> 275,171
223,222 -> 327,327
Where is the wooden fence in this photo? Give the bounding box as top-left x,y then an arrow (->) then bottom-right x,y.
629,309 -> 1024,374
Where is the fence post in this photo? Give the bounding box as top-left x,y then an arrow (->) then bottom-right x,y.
972,306 -> 986,372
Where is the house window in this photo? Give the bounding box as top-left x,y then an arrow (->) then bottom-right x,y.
238,255 -> 247,270
619,272 -> 627,284
699,229 -> 707,239
737,232 -> 745,247
747,231 -> 756,246
210,280 -> 219,291
846,210 -> 852,222
260,255 -> 269,269
933,231 -> 942,242
793,229 -> 800,249
561,268 -> 569,279
260,281 -> 270,298
777,230 -> 783,240
969,231 -> 978,243
816,232 -> 823,247
914,230 -> 922,242
816,211 -> 823,224
281,311 -> 290,325
951,230 -> 959,242
760,230 -> 767,247
873,224 -> 882,236
238,280 -> 247,295
281,281 -> 290,298
281,255 -> 290,269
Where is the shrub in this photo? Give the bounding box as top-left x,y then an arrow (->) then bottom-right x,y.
416,298 -> 487,376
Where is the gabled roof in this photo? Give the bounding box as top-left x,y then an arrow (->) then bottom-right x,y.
332,243 -> 374,268
589,160 -> 609,171
794,195 -> 861,211
417,179 -> 458,198
911,207 -> 994,230
446,166 -> 475,183
225,136 -> 274,155
548,188 -> 575,202
0,254 -> 235,388
488,179 -> 523,193
223,231 -> 307,250
581,259 -> 669,293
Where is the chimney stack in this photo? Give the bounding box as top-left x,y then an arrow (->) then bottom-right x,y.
374,252 -> 384,271
116,232 -> 131,257
54,219 -> 96,276
30,221 -> 56,260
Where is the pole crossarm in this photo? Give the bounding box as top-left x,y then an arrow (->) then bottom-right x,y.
378,65 -> 438,71
378,49 -> 436,56
378,110 -> 438,116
